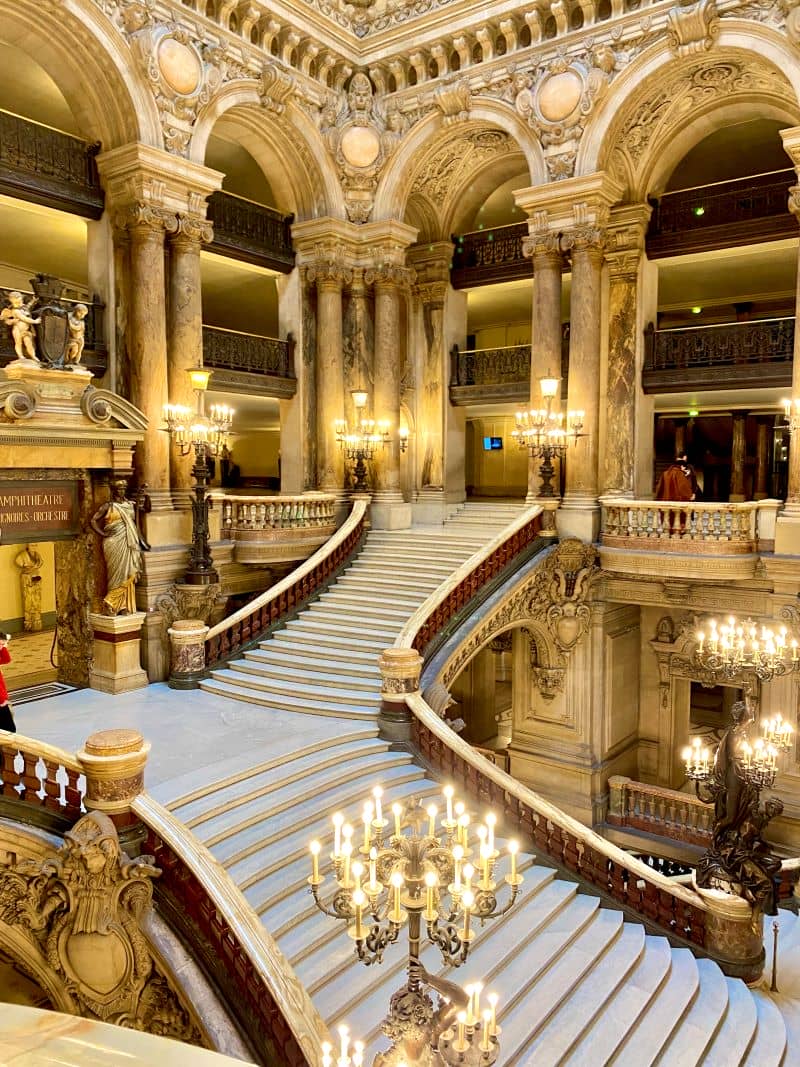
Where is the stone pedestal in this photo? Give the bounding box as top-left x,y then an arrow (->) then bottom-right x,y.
76,728 -> 150,817
555,501 -> 600,543
88,611 -> 148,694
168,617 -> 209,690
378,647 -> 423,742
371,499 -> 412,530
412,487 -> 450,526
695,884 -> 764,983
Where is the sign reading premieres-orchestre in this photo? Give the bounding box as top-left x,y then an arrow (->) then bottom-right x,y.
0,481 -> 80,542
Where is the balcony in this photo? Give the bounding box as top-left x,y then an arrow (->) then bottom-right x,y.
207,190 -> 295,272
643,317 -> 793,394
646,169 -> 796,258
202,326 -> 296,398
450,222 -> 528,288
450,342 -> 530,403
599,497 -> 779,581
0,110 -> 103,219
212,493 -> 337,564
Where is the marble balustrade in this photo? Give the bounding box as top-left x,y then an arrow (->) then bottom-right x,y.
211,493 -> 337,535
600,497 -> 781,553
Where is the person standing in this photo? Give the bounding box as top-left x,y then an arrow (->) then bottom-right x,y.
655,452 -> 698,502
0,636 -> 16,733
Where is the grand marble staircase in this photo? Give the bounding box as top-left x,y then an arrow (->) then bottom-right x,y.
168,503 -> 797,1065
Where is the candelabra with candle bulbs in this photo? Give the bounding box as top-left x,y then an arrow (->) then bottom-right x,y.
309,785 -> 519,1065
694,615 -> 799,683
163,367 -> 233,584
511,369 -> 585,498
335,390 -> 391,493
682,699 -> 791,916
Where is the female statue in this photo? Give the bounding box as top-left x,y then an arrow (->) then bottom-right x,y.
91,480 -> 149,616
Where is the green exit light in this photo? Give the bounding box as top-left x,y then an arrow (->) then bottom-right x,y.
688,409 -> 699,417
693,206 -> 705,216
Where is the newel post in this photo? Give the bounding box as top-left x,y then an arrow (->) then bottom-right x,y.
378,648 -> 423,742
76,728 -> 150,829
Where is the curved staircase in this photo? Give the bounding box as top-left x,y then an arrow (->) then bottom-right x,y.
164,503 -> 798,1065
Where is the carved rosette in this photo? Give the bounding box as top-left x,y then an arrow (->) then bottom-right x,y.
0,810 -> 201,1042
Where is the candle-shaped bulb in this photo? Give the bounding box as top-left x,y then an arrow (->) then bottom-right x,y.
321,1041 -> 333,1067
332,812 -> 344,857
392,802 -> 403,837
486,812 -> 496,853
488,992 -> 498,1035
463,862 -> 474,891
310,839 -> 321,882
426,804 -> 437,837
508,838 -> 519,881
482,1009 -> 492,1051
372,786 -> 383,823
444,784 -> 454,823
338,1025 -> 349,1062
353,1042 -> 364,1067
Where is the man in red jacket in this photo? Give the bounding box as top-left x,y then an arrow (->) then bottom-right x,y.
0,635 -> 15,733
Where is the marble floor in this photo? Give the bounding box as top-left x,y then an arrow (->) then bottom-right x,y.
3,630 -> 58,690
16,682 -> 352,805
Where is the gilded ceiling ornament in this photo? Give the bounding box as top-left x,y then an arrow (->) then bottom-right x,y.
667,0 -> 720,57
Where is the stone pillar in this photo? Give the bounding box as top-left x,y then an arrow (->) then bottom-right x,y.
730,412 -> 747,501
76,728 -> 150,819
776,129 -> 800,549
167,618 -> 209,689
307,259 -> 350,495
88,612 -> 148,694
754,418 -> 770,500
522,233 -> 563,504
695,886 -> 764,983
167,215 -> 212,492
378,647 -> 423,742
366,265 -> 413,529
560,227 -> 605,541
120,205 -> 176,496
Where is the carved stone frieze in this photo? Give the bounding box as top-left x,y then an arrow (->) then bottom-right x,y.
0,811 -> 200,1043
440,540 -> 599,688
667,0 -> 720,58
410,130 -> 512,211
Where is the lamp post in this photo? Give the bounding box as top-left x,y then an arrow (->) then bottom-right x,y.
335,390 -> 391,493
309,785 -> 519,1065
163,368 -> 233,585
511,370 -> 585,498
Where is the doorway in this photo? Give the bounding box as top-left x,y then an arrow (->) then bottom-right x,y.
0,541 -> 59,693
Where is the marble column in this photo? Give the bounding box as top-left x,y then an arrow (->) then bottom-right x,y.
167,215 -> 212,492
730,411 -> 747,502
307,259 -> 350,493
561,227 -> 605,540
366,265 -> 413,528
522,233 -> 563,503
603,249 -> 642,497
416,281 -> 447,491
118,205 -> 177,497
754,417 -> 770,500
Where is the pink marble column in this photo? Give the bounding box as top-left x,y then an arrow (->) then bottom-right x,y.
167,215 -> 212,492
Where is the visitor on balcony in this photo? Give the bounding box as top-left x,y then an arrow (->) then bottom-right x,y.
656,453 -> 698,534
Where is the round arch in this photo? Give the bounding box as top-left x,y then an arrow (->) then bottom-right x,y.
578,29 -> 800,199
374,100 -> 546,231
191,83 -> 346,220
0,0 -> 160,147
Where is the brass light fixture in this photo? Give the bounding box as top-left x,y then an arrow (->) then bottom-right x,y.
334,390 -> 390,493
511,370 -> 585,497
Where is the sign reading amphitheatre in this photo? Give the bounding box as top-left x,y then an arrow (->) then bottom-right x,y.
0,481 -> 80,543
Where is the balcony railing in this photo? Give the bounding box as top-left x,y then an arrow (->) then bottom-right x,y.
207,190 -> 295,272
0,285 -> 107,377
211,492 -> 337,564
0,109 -> 103,219
647,169 -> 796,258
202,326 -> 296,397
450,222 -> 529,288
450,343 -> 530,403
643,317 -> 794,393
600,498 -> 780,554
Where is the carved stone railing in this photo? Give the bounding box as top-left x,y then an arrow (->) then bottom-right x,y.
607,775 -> 712,848
0,109 -> 103,219
205,497 -> 368,666
599,498 -> 780,555
0,734 -> 85,821
207,190 -> 295,272
449,343 -> 530,405
0,285 -> 108,377
202,326 -> 296,397
134,794 -> 324,1067
647,169 -> 796,258
407,693 -> 709,946
643,317 -> 794,393
396,505 -> 544,661
450,222 -> 528,288
209,492 -> 338,565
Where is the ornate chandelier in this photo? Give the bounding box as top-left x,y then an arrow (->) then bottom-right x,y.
683,714 -> 793,790
335,390 -> 390,492
694,615 -> 799,682
309,785 -> 518,1064
511,370 -> 585,496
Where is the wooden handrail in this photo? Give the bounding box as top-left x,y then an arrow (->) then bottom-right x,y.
205,497 -> 368,665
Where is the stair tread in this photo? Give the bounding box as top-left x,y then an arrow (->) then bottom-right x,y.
611,949 -> 700,1066
238,659 -> 380,689
702,977 -> 758,1067
208,669 -> 379,711
198,679 -> 378,720
745,992 -> 789,1067
267,635 -> 381,659
657,957 -> 730,1067
211,666 -> 381,705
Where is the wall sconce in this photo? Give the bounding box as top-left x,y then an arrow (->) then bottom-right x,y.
399,426 -> 409,453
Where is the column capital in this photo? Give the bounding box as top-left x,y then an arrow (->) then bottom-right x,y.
365,263 -> 416,289
781,126 -> 800,171
97,142 -> 222,220
522,230 -> 562,261
307,256 -> 353,288
561,224 -> 607,257
171,212 -> 214,247
114,201 -> 179,238
407,240 -> 452,283
413,280 -> 448,306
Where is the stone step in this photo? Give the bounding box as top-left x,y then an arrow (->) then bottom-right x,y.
199,677 -> 378,721
172,736 -> 392,829
562,935 -> 673,1066
215,664 -> 381,707
703,977 -> 758,1067
510,922 -> 645,1064
194,748 -> 415,850
745,991 -> 790,1066
309,598 -> 413,622
611,948 -> 700,1066
657,956 -> 729,1066
266,633 -> 382,662
283,616 -> 400,643
167,731 -> 383,820
239,656 -> 379,691
210,761 -> 427,870
355,547 -> 471,564
332,574 -> 440,596
270,629 -> 389,654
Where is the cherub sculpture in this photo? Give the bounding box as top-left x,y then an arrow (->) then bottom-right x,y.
1,291 -> 41,361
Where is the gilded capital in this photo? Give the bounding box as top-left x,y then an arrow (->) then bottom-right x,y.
562,224 -> 607,257
172,212 -> 214,247
365,264 -> 415,289
522,232 -> 562,262
789,184 -> 800,220
307,258 -> 353,288
413,280 -> 448,307
114,201 -> 179,238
